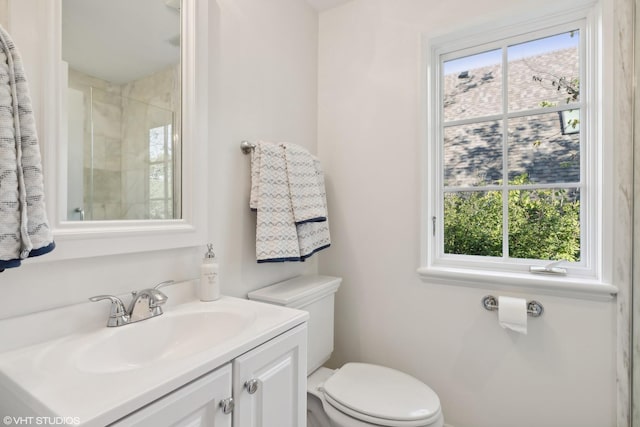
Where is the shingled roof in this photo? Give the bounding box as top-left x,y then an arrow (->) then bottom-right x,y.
442,47 -> 580,188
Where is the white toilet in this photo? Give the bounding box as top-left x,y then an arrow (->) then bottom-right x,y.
248,275 -> 444,427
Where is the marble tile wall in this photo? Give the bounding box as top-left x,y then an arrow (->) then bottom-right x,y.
68,65 -> 179,220
615,0 -> 635,425
68,68 -> 123,220
121,65 -> 180,220
633,1 -> 640,425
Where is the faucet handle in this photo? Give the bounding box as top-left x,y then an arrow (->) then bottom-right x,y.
148,288 -> 168,306
131,280 -> 175,297
89,295 -> 130,327
154,280 -> 175,290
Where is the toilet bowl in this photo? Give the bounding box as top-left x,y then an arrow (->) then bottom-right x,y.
308,364 -> 443,427
248,275 -> 444,427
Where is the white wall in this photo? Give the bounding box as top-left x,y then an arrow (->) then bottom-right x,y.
208,0 -> 320,297
0,0 -> 631,425
0,0 -> 319,319
317,1 -> 624,427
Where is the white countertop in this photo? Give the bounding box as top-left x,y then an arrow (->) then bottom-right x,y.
0,291 -> 307,426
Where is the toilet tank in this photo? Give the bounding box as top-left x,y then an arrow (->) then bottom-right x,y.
248,275 -> 341,374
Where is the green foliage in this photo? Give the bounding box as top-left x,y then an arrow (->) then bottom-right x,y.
444,191 -> 503,257
539,100 -> 557,108
444,175 -> 580,261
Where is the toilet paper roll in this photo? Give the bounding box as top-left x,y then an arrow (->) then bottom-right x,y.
498,296 -> 527,334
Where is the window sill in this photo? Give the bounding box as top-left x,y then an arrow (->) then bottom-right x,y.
416,266 -> 617,301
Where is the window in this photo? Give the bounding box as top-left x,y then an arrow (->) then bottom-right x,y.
421,7 -> 609,291
149,124 -> 174,219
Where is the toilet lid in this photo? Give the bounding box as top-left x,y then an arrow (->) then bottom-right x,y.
321,363 -> 441,426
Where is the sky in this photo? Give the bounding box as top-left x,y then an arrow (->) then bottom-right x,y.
443,30 -> 579,75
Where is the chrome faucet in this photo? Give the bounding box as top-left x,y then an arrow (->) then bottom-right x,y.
88,295 -> 129,327
90,280 -> 175,327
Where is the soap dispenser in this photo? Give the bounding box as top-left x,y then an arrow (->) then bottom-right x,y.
200,243 -> 220,301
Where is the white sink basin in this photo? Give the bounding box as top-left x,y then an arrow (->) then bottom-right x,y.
76,310 -> 255,374
0,295 -> 308,427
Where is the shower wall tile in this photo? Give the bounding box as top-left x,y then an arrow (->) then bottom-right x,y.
69,68 -> 124,220
120,65 -> 180,220
123,203 -> 148,220
68,66 -> 179,220
121,65 -> 179,111
92,169 -> 121,203
92,100 -> 122,141
105,138 -> 122,172
614,0 -> 635,425
633,1 -> 640,425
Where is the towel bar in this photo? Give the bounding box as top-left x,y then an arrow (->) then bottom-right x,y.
240,140 -> 256,154
481,295 -> 544,317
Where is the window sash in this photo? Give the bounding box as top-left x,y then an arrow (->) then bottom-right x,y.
426,9 -> 599,279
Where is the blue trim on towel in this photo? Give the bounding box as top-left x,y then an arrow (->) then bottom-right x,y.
256,244 -> 331,264
300,244 -> 331,261
257,256 -> 305,263
0,241 -> 56,272
295,217 -> 327,225
0,258 -> 21,271
29,241 -> 56,257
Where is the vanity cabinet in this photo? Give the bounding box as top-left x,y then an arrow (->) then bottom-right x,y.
112,323 -> 306,427
112,364 -> 233,427
233,324 -> 307,427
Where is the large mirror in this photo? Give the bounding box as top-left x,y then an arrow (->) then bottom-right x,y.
62,0 -> 182,221
38,0 -> 208,260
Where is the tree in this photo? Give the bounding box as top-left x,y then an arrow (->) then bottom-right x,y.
444,174 -> 580,261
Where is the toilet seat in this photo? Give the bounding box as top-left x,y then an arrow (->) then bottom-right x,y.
321,363 -> 442,427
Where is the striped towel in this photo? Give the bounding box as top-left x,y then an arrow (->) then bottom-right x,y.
0,25 -> 55,271
250,141 -> 330,262
294,156 -> 331,260
282,143 -> 326,224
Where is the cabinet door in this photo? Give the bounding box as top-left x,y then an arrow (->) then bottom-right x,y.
112,364 -> 233,427
233,323 -> 307,427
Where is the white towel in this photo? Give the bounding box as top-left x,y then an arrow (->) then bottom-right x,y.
282,143 -> 326,224
0,25 -> 54,271
295,157 -> 331,260
250,141 -> 330,262
251,141 -> 301,262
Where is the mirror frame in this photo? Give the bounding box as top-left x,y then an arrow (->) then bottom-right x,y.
39,0 -> 208,260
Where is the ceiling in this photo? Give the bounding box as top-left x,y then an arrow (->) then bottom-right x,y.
62,0 -> 180,84
305,0 -> 353,12
61,0 -> 352,85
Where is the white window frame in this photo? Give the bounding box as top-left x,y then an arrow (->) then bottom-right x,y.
418,4 -> 617,299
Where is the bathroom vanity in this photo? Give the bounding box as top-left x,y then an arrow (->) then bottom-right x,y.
0,284 -> 308,426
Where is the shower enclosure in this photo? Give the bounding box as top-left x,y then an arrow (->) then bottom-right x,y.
65,66 -> 181,221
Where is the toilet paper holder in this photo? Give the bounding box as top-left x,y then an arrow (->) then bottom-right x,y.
481,295 -> 544,317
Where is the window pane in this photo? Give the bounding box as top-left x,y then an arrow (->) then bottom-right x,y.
508,112 -> 580,184
508,31 -> 580,112
149,126 -> 166,162
508,188 -> 580,261
167,163 -> 173,199
443,49 -> 502,122
149,200 -> 166,220
444,121 -> 503,187
444,191 -> 503,256
149,164 -> 166,199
